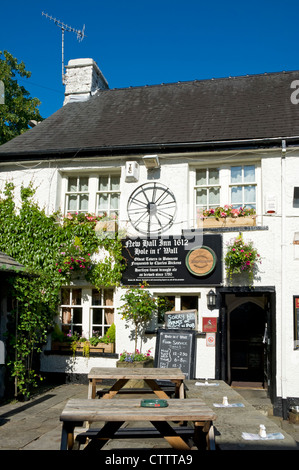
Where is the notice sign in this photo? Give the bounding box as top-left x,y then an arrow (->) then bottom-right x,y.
122,234 -> 222,286
206,333 -> 216,347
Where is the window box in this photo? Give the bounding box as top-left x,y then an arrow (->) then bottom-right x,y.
95,220 -> 118,233
51,341 -> 115,353
199,216 -> 256,229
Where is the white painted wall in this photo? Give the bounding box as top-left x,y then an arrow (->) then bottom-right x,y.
1,148 -> 299,400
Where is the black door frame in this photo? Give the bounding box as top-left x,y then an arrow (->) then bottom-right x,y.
216,286 -> 276,401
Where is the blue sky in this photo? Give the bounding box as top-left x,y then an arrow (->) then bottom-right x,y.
1,0 -> 299,118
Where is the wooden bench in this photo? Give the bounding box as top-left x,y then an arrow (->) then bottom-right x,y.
88,367 -> 186,399
60,398 -> 217,451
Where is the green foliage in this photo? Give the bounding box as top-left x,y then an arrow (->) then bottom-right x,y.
0,183 -> 124,398
0,50 -> 43,144
224,233 -> 261,286
119,283 -> 158,352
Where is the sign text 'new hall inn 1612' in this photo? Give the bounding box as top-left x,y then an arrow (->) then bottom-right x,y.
121,234 -> 222,286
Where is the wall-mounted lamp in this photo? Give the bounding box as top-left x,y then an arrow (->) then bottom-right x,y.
207,290 -> 217,310
142,154 -> 160,169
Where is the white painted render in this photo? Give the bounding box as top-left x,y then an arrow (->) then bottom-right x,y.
1,147 -> 299,401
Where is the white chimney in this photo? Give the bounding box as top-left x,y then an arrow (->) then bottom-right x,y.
63,58 -> 109,105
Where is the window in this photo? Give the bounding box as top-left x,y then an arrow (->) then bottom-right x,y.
230,165 -> 256,210
61,288 -> 83,337
59,287 -> 115,339
66,177 -> 89,214
192,163 -> 258,225
97,175 -> 120,217
195,168 -> 220,214
156,294 -> 199,325
64,173 -> 121,217
91,288 -> 114,337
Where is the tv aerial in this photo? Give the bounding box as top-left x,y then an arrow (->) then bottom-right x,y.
42,12 -> 86,84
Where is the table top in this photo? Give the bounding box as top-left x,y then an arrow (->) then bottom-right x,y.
60,398 -> 216,423
88,367 -> 185,380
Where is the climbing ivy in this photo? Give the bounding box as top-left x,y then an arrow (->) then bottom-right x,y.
0,182 -> 125,399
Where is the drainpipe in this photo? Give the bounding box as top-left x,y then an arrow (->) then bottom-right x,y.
280,139 -> 287,416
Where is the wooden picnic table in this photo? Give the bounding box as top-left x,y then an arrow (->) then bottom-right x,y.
87,367 -> 186,399
60,398 -> 217,450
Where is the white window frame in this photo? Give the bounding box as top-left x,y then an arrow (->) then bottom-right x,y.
61,171 -> 121,217
60,286 -> 115,339
96,174 -> 121,217
229,164 -> 257,210
190,161 -> 260,227
90,288 -> 115,338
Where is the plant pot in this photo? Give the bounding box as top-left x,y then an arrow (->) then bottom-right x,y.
116,358 -> 154,388
199,216 -> 256,229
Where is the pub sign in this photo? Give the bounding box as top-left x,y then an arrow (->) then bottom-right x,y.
122,234 -> 222,286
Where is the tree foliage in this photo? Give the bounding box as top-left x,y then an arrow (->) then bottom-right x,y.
0,50 -> 43,144
0,183 -> 124,398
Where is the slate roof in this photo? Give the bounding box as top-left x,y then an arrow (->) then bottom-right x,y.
0,252 -> 25,273
1,70 -> 299,160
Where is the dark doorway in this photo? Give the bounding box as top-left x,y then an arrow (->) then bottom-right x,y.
229,302 -> 266,385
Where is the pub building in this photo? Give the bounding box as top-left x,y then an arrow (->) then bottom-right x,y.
0,58 -> 299,418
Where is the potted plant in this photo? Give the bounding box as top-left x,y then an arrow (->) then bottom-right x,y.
118,283 -> 158,354
198,205 -> 256,228
224,233 -> 261,286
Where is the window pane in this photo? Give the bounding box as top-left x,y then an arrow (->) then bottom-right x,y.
104,289 -> 114,306
208,168 -> 219,185
104,308 -> 114,324
61,288 -> 70,305
72,289 -> 82,305
111,176 -> 120,190
196,169 -> 206,186
196,188 -> 207,206
110,193 -> 119,210
79,194 -> 89,211
68,195 -> 78,211
68,177 -> 77,192
231,186 -> 242,204
73,325 -> 82,336
244,185 -> 256,204
98,194 -> 108,210
209,187 -> 220,206
62,307 -> 71,324
99,176 -> 109,191
92,289 -> 101,305
93,308 -> 103,324
181,296 -> 198,310
231,166 -> 242,183
79,177 -> 89,191
73,308 -> 82,324
244,165 -> 255,183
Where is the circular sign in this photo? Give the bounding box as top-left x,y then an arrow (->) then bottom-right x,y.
185,246 -> 217,277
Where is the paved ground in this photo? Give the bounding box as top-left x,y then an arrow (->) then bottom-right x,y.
0,381 -> 298,453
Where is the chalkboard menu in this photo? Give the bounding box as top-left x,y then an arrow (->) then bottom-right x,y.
154,329 -> 196,379
164,310 -> 197,330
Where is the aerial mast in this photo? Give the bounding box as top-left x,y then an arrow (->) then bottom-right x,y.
42,12 -> 86,84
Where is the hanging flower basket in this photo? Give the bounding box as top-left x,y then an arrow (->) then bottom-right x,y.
224,233 -> 261,286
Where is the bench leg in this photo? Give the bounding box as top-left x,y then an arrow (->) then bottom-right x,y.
193,421 -> 215,450
151,421 -> 191,450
